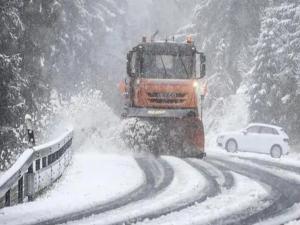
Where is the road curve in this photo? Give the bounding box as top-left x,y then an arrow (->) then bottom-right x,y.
30,156 -> 174,225
109,158 -> 232,225
18,153 -> 300,225
206,155 -> 300,225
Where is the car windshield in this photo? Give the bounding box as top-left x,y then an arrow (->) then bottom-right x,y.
141,53 -> 194,79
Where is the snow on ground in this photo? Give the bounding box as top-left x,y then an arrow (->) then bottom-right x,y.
0,89 -> 146,225
285,221 -> 300,225
209,150 -> 300,225
220,153 -> 300,186
0,151 -> 144,225
255,203 -> 300,225
289,144 -> 300,160
209,146 -> 300,169
204,145 -> 300,225
65,156 -> 207,225
137,173 -> 270,225
216,151 -> 300,184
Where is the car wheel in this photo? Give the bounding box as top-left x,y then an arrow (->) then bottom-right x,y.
270,145 -> 282,158
226,139 -> 238,153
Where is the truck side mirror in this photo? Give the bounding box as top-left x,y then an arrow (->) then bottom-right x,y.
196,52 -> 206,79
200,53 -> 206,79
127,50 -> 137,77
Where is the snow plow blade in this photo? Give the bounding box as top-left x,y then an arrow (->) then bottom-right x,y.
123,107 -> 198,119
121,116 -> 205,158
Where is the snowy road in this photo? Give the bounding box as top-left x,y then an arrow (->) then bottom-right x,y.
1,151 -> 300,225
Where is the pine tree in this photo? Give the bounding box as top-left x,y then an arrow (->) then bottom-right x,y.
190,0 -> 268,103
0,0 -> 28,170
250,1 -> 300,142
0,0 -> 62,170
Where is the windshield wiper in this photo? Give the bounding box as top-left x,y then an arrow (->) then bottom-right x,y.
179,54 -> 189,78
160,55 -> 168,79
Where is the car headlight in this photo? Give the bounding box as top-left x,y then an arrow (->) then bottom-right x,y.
218,135 -> 224,140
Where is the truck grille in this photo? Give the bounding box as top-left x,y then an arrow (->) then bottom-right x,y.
147,92 -> 186,98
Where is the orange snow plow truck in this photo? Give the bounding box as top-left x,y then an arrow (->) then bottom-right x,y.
119,36 -> 206,158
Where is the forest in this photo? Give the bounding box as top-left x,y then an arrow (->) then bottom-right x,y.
0,0 -> 299,170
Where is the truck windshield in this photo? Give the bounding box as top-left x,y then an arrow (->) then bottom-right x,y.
141,53 -> 194,79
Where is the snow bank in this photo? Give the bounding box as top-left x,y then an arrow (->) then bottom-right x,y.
0,152 -> 144,225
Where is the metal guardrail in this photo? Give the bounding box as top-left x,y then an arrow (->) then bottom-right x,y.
0,129 -> 73,208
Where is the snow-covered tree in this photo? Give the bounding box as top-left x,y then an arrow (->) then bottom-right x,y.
47,0 -> 128,96
0,0 -> 129,170
0,0 -> 27,170
190,0 -> 268,99
250,1 -> 300,141
0,0 -> 66,169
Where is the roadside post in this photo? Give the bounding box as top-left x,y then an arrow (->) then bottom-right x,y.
25,114 -> 35,146
25,114 -> 35,201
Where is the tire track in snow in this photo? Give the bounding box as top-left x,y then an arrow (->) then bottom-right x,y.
31,156 -> 174,225
207,156 -> 300,225
235,156 -> 300,175
22,155 -> 300,225
188,158 -> 235,190
109,157 -> 226,225
232,156 -> 300,224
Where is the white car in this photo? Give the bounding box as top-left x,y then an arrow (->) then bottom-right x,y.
217,123 -> 289,158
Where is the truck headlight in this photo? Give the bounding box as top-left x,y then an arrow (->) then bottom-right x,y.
193,81 -> 198,88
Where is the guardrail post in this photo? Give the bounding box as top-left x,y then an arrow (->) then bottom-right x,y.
25,114 -> 35,202
25,114 -> 35,146
5,190 -> 10,207
26,164 -> 34,201
17,177 -> 23,203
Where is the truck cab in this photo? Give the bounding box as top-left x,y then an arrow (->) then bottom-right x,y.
121,40 -> 206,119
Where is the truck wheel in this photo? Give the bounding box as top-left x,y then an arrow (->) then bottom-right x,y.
226,139 -> 238,153
270,145 -> 282,158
